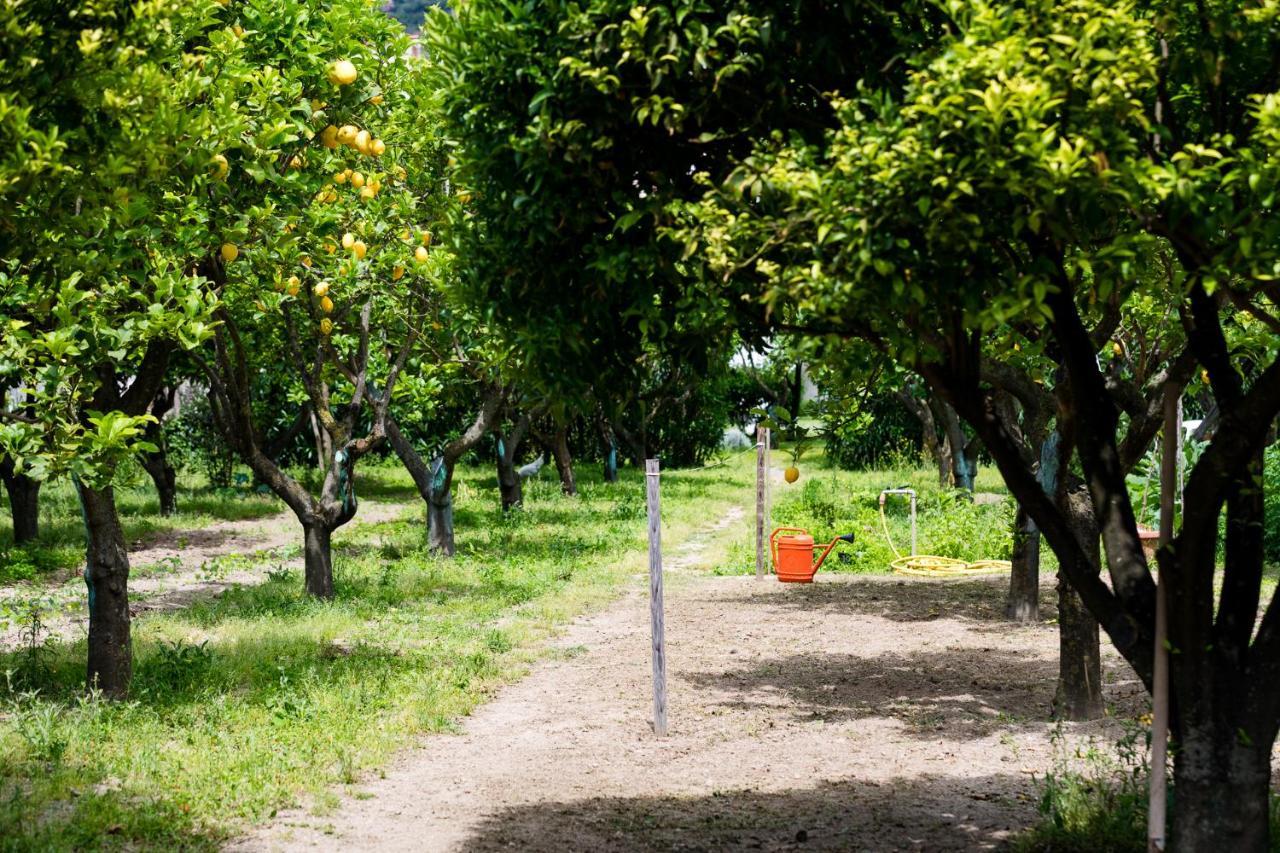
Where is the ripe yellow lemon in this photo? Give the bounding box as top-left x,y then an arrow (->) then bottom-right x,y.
220,242 -> 238,262
420,230 -> 432,247
391,265 -> 405,281
320,296 -> 334,314
286,275 -> 301,295
349,171 -> 365,189
1112,341 -> 1123,356
784,466 -> 800,484
414,245 -> 429,264
352,240 -> 367,260
320,126 -> 339,149
341,232 -> 355,250
313,281 -> 330,297
336,125 -> 358,146
320,318 -> 333,335
334,171 -> 347,184
359,186 -> 375,200
370,138 -> 386,157
354,129 -> 371,154
328,59 -> 358,86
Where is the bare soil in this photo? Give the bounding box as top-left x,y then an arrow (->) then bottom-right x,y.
236,522 -> 1144,852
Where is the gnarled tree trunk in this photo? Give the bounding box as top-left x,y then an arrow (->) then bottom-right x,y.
302,520 -> 334,599
898,389 -> 947,487
140,448 -> 177,517
79,483 -> 132,698
383,390 -> 504,556
1,458 -> 40,544
1053,487 -> 1104,721
496,435 -> 523,511
1006,505 -> 1040,623
496,408 -> 535,512
551,426 -> 576,496
140,387 -> 178,516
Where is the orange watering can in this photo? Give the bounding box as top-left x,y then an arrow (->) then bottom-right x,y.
770,527 -> 855,583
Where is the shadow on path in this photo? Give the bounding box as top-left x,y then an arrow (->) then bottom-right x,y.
458,774 -> 1033,852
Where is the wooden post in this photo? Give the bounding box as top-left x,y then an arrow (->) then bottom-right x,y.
1148,383 -> 1179,852
756,427 -> 768,579
645,459 -> 668,737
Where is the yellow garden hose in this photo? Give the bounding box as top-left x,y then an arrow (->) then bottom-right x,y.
879,500 -> 1011,577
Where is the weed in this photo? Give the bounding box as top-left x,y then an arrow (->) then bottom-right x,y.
142,639 -> 214,695
8,693 -> 69,766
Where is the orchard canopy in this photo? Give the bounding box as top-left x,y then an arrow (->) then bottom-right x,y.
0,0 -> 1279,850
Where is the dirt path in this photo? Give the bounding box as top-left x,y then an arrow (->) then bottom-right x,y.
0,499 -> 412,648
237,520 -> 1144,852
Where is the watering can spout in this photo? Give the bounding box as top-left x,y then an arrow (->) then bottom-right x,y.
812,532 -> 856,572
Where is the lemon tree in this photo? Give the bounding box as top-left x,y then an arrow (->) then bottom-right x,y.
0,0 -> 223,697
681,0 -> 1280,842
187,0 -> 452,598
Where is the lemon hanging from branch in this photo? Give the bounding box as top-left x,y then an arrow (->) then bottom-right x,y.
752,405 -> 812,485
327,59 -> 358,86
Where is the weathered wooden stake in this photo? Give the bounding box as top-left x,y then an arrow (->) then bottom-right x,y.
756,427 -> 768,579
1148,383 -> 1179,852
645,458 -> 668,737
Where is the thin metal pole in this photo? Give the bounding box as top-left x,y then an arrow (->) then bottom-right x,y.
764,428 -> 772,555
1148,383 -> 1178,851
755,428 -> 767,579
645,459 -> 668,737
910,492 -> 918,557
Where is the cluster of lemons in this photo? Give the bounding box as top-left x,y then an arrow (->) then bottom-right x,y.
311,59 -> 393,204
215,59 -> 437,339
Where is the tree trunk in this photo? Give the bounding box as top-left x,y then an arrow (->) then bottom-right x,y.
497,443 -> 523,510
302,521 -> 334,599
1171,725 -> 1271,850
1053,486 -> 1104,721
427,487 -> 455,556
140,448 -> 177,517
1006,504 -> 1040,623
496,414 -> 534,511
140,388 -> 178,516
1,460 -> 41,544
552,427 -> 576,496
603,441 -> 618,483
897,390 -> 947,487
79,483 -> 132,699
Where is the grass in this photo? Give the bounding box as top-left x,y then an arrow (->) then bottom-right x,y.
0,454 -> 754,850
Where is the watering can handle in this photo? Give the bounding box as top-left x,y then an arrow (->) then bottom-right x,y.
770,527 -> 808,569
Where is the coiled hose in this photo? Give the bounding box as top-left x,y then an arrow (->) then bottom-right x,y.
880,500 -> 1011,577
